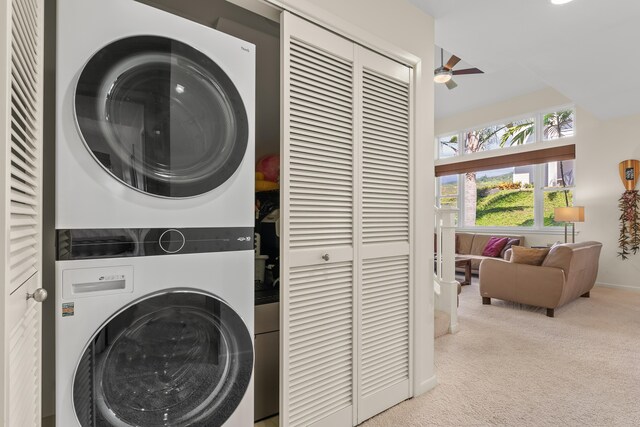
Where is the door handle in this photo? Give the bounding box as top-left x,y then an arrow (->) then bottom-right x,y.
321,253 -> 330,262
27,288 -> 48,303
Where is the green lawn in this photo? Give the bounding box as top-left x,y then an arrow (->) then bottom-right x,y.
543,190 -> 574,227
441,179 -> 573,227
476,189 -> 534,226
474,188 -> 573,227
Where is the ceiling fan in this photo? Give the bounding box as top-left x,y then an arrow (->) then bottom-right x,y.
434,48 -> 484,90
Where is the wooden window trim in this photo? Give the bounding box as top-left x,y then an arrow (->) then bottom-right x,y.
435,144 -> 575,177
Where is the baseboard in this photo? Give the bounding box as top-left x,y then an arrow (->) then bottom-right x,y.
413,373 -> 438,397
595,282 -> 640,292
449,320 -> 459,334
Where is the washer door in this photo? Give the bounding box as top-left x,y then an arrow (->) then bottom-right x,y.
73,292 -> 253,427
75,36 -> 249,198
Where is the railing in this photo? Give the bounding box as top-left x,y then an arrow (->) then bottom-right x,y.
434,206 -> 459,334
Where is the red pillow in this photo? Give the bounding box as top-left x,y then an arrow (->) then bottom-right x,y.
482,237 -> 509,257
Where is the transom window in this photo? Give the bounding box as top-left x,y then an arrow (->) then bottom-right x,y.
437,108 -> 574,160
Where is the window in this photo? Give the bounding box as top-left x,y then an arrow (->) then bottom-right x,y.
464,118 -> 535,156
544,189 -> 574,226
437,175 -> 458,207
464,166 -> 535,227
436,107 -> 575,161
437,159 -> 576,230
542,160 -> 575,226
434,106 -> 577,231
438,135 -> 458,159
542,109 -> 574,141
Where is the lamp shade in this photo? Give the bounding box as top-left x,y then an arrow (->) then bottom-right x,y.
554,206 -> 585,222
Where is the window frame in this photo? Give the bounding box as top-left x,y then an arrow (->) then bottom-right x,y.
541,108 -> 576,142
438,162 -> 576,233
436,133 -> 460,160
435,173 -> 461,209
434,104 -> 578,234
462,115 -> 537,156
435,104 -> 576,162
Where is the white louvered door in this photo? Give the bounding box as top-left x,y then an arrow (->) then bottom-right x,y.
357,49 -> 412,423
281,12 -> 356,427
0,0 -> 45,425
281,11 -> 413,427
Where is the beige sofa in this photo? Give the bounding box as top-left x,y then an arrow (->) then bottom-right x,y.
479,241 -> 603,317
456,233 -> 525,273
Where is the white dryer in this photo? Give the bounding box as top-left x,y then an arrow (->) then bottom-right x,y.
56,0 -> 255,229
56,250 -> 254,427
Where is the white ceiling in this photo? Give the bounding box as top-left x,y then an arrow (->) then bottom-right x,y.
411,0 -> 640,120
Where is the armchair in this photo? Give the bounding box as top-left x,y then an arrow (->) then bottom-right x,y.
479,241 -> 603,317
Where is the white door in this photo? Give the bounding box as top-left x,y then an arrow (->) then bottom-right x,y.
281,11 -> 356,427
0,0 -> 45,425
281,11 -> 413,427
356,48 -> 412,423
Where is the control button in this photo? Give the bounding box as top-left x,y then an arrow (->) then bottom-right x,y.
159,229 -> 186,254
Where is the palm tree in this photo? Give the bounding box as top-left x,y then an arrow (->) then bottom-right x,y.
460,110 -> 574,225
439,135 -> 458,155
462,119 -> 533,224
543,110 -> 574,206
543,110 -> 574,139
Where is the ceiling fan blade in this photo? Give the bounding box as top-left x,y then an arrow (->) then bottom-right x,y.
444,55 -> 461,70
445,79 -> 458,90
452,67 -> 484,75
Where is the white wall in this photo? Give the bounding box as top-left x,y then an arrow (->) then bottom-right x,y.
436,87 -> 640,290
578,113 -> 640,290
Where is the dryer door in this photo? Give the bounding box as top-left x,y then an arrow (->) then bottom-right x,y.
72,291 -> 253,427
75,36 -> 249,198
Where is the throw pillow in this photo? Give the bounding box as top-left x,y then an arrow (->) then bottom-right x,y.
541,244 -> 572,272
510,246 -> 550,266
482,237 -> 509,257
500,238 -> 521,258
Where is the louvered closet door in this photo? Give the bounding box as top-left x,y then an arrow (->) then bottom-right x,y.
281,12 -> 356,427
356,48 -> 412,424
0,0 -> 45,425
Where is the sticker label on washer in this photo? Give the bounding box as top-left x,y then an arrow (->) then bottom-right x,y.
62,302 -> 74,317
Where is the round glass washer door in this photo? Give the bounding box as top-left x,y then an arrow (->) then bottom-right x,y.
72,291 -> 253,427
75,36 -> 249,198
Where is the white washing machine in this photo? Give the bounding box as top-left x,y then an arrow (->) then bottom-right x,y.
56,250 -> 254,427
55,1 -> 256,425
56,0 -> 255,229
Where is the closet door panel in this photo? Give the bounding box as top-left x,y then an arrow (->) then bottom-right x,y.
361,52 -> 410,248
281,11 -> 355,427
1,0 -> 45,424
357,48 -> 412,424
286,19 -> 354,267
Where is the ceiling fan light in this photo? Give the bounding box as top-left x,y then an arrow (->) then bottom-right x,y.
550,0 -> 574,5
434,67 -> 452,83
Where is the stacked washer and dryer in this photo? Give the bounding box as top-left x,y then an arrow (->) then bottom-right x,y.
55,0 -> 255,425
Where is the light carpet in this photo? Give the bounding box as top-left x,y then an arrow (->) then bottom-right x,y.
362,279 -> 640,427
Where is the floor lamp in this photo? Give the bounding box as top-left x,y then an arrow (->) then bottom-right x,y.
554,206 -> 585,243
